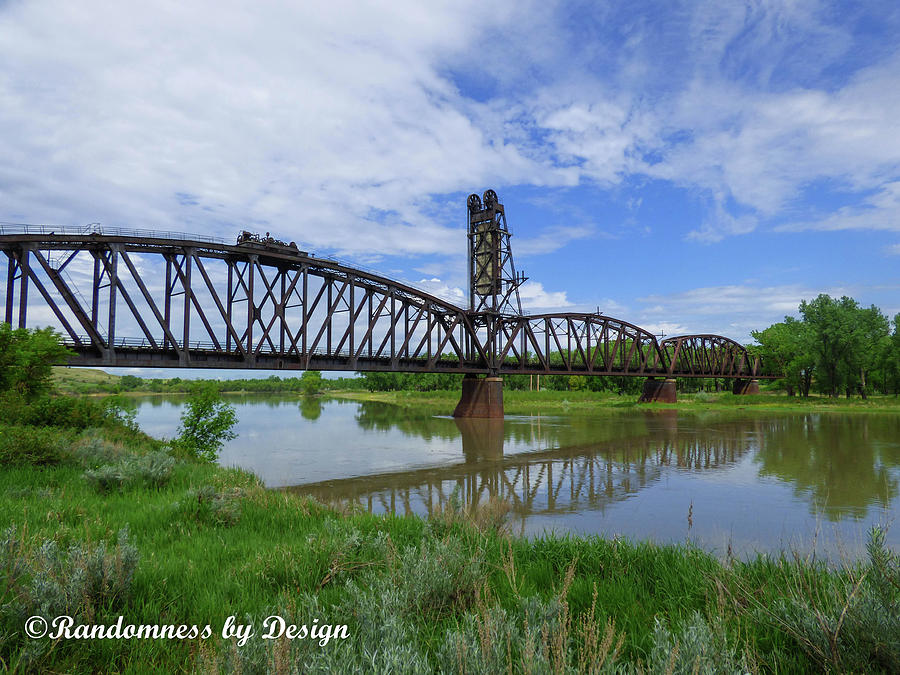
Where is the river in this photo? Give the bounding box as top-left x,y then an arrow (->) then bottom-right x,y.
132,394 -> 900,561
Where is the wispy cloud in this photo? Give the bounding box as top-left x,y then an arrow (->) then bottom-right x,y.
634,283 -> 855,340
777,182 -> 900,233
515,225 -> 595,256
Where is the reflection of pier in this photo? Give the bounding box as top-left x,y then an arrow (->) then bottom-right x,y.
284,417 -> 759,518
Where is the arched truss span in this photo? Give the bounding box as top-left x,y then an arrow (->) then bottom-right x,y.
660,334 -> 759,378
1,231 -> 763,377
491,313 -> 667,375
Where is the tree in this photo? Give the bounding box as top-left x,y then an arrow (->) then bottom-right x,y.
174,382 -> 237,461
751,317 -> 814,396
844,305 -> 890,399
800,295 -> 859,397
885,314 -> 900,395
0,323 -> 72,398
299,370 -> 323,395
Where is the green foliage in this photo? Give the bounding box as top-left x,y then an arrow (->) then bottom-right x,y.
84,451 -> 175,493
0,389 -> 133,431
646,611 -> 748,674
752,294 -> 897,398
0,323 -> 72,398
799,295 -> 891,397
173,382 -> 238,461
752,317 -> 815,397
757,527 -> 900,672
0,527 -> 138,670
71,432 -> 125,468
174,486 -> 243,526
0,424 -> 75,465
300,369 -> 323,395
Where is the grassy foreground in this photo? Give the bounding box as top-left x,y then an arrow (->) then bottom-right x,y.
2,425 -> 899,673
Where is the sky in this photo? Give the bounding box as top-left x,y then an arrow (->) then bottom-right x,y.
1,0 -> 899,378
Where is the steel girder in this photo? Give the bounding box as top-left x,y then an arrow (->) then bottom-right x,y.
660,334 -> 760,378
1,232 -> 764,377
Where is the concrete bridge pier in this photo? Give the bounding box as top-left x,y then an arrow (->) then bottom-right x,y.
732,379 -> 760,395
453,374 -> 504,418
639,377 -> 677,403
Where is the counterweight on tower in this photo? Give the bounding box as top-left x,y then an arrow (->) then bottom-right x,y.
466,189 -> 526,318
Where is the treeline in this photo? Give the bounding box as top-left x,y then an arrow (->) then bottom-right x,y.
86,372 -> 362,395
753,294 -> 900,398
360,372 -> 674,395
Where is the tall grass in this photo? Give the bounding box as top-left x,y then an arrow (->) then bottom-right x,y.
1,424 -> 897,672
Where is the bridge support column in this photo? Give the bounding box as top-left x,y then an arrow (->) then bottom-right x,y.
732,379 -> 760,395
639,378 -> 677,403
453,374 -> 504,418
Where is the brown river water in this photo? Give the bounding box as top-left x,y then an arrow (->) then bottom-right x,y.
132,395 -> 900,561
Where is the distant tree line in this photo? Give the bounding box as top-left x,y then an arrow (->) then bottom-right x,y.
106,371 -> 336,396
359,371 -> 646,395
752,294 -> 900,398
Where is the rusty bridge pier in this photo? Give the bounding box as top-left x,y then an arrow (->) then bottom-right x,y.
453,374 -> 504,418
732,379 -> 760,395
639,378 -> 678,403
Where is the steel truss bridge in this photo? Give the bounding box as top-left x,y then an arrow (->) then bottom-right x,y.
0,194 -> 766,380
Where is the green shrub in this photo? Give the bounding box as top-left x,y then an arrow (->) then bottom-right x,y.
83,464 -> 128,493
0,527 -> 138,670
175,486 -> 243,526
0,424 -> 74,465
0,391 -> 128,430
646,611 -> 748,674
127,451 -> 175,488
750,526 -> 899,673
173,383 -> 237,461
83,451 -> 175,493
72,433 -> 123,468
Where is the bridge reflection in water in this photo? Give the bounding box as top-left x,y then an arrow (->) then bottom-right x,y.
283,408 -> 761,524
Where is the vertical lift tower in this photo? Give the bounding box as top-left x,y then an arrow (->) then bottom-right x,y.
453,190 -> 526,418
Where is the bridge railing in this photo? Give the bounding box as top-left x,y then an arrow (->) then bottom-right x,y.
0,223 -> 227,245
59,335 -> 467,362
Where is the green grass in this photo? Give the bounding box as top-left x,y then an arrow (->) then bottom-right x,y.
52,367 -> 122,394
330,388 -> 900,416
3,424 -> 898,672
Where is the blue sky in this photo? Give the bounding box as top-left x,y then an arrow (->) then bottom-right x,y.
1,0 -> 899,377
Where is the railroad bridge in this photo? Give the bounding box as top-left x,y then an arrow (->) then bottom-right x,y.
1,190 -> 770,416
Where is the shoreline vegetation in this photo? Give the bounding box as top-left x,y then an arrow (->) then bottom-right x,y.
52,367 -> 900,416
0,327 -> 895,671
4,418 -> 900,672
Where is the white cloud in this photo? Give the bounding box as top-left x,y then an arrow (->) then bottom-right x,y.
885,243 -> 900,255
2,0 -> 898,264
413,277 -> 466,306
0,0 -> 558,259
634,283 -> 855,340
514,5 -> 900,242
777,182 -> 900,233
518,281 -> 571,311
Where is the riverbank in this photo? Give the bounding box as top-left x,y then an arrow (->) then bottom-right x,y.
330,388 -> 900,415
52,367 -> 900,415
3,422 -> 898,672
